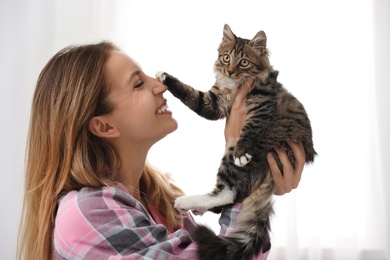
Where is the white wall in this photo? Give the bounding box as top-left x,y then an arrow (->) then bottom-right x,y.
1,0 -> 388,259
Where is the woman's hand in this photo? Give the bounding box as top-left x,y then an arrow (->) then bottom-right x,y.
268,142 -> 306,195
224,79 -> 254,147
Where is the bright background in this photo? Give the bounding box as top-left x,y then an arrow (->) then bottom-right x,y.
1,0 -> 389,259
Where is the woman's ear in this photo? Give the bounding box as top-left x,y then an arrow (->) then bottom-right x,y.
88,116 -> 120,139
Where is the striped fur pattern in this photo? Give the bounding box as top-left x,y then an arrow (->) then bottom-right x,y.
156,24 -> 316,260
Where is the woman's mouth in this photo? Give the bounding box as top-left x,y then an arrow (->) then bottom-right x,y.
156,100 -> 171,114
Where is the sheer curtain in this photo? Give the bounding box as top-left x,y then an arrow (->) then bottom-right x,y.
1,1 -> 388,259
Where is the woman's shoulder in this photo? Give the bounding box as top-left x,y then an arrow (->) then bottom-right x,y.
58,183 -> 142,212
54,184 -> 150,239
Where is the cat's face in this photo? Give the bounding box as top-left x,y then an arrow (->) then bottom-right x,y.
214,24 -> 271,82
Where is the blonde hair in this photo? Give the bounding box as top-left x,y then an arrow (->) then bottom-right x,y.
18,42 -> 184,260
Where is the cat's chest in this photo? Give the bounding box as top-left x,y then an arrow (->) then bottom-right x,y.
215,75 -> 241,103
217,86 -> 240,110
216,75 -> 241,90
221,88 -> 234,101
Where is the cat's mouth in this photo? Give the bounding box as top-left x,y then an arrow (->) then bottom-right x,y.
225,73 -> 238,79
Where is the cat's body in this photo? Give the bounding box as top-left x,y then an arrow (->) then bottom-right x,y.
156,24 -> 316,260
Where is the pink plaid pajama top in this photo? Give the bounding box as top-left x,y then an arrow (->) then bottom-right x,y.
53,183 -> 270,259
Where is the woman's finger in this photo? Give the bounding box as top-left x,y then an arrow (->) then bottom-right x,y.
288,141 -> 306,189
267,152 -> 285,195
276,147 -> 293,193
269,142 -> 306,195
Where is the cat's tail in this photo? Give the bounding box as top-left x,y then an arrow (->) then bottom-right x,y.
191,173 -> 275,260
190,225 -> 240,260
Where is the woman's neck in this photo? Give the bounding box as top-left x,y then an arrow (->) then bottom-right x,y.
115,143 -> 150,195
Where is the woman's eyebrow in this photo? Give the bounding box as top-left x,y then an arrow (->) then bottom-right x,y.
128,69 -> 141,83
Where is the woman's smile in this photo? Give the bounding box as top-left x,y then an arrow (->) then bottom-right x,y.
156,99 -> 171,115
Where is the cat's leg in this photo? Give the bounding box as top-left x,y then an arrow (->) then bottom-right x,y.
156,71 -> 200,107
232,136 -> 253,167
156,71 -> 168,83
156,71 -> 227,120
225,138 -> 253,167
234,153 -> 253,167
174,187 -> 236,215
232,102 -> 275,167
233,133 -> 263,167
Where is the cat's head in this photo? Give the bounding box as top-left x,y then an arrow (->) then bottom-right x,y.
214,24 -> 272,85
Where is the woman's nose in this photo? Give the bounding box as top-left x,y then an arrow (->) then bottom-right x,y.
151,77 -> 167,94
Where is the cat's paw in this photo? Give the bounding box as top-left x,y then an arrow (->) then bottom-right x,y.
234,153 -> 252,167
174,195 -> 208,216
155,71 -> 167,83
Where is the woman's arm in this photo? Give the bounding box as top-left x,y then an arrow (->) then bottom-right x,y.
53,186 -> 198,259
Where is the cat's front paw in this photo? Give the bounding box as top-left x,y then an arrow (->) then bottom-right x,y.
234,153 -> 252,167
174,195 -> 208,216
156,71 -> 167,83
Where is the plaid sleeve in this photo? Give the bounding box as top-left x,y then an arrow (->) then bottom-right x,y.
219,203 -> 242,236
219,204 -> 270,260
53,186 -> 198,260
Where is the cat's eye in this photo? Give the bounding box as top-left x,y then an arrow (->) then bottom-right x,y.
240,59 -> 249,67
223,54 -> 230,63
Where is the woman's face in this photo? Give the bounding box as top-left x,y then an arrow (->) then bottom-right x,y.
103,50 -> 178,146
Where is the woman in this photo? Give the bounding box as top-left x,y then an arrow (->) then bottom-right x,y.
18,42 -> 305,259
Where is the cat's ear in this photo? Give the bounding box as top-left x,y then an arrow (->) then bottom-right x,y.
222,24 -> 235,43
249,31 -> 267,54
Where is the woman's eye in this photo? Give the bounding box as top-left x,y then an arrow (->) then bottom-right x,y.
134,81 -> 144,89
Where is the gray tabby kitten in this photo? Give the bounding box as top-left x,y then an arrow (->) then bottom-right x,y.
156,24 -> 316,260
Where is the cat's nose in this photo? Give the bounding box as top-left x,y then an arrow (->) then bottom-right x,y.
228,70 -> 234,76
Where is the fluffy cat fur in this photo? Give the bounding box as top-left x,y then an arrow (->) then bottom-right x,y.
156,24 -> 316,260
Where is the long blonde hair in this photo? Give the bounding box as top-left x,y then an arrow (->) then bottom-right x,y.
17,42 -> 184,260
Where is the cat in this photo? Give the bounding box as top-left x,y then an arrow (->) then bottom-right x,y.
156,24 -> 316,260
